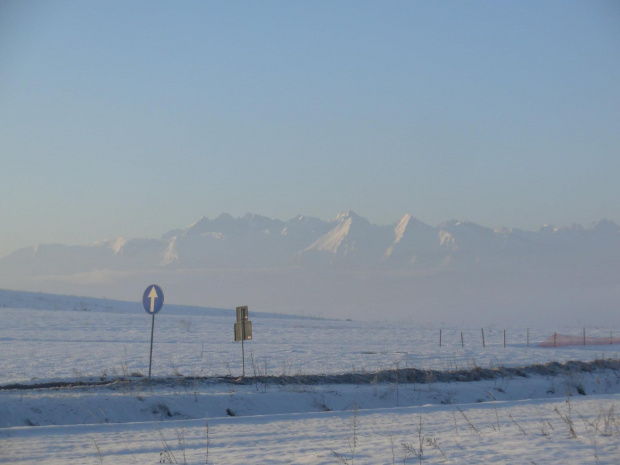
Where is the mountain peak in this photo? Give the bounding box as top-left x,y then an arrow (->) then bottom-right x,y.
331,210 -> 363,222
589,218 -> 619,234
186,216 -> 211,231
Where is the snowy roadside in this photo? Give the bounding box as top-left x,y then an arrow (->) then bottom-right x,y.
2,360 -> 620,428
2,391 -> 619,464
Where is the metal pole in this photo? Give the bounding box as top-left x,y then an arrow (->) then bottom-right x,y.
481,328 -> 485,348
148,314 -> 155,380
461,331 -> 464,348
439,329 -> 442,347
241,320 -> 246,377
503,329 -> 506,348
241,338 -> 245,377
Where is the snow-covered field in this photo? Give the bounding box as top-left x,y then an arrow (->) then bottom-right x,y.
1,291 -> 619,464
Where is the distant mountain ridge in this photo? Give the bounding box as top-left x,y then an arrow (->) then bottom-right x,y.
2,211 -> 619,324
1,211 -> 619,276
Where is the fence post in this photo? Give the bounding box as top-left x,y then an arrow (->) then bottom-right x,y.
527,328 -> 529,348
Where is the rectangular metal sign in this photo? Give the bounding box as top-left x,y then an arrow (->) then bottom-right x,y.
236,305 -> 249,322
234,321 -> 252,341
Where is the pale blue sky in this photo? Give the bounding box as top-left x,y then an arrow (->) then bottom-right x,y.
1,1 -> 619,258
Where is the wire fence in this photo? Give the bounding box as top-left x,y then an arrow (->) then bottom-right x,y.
437,327 -> 620,349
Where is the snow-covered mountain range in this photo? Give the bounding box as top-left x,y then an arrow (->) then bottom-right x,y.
2,211 -> 619,324
3,211 -> 619,274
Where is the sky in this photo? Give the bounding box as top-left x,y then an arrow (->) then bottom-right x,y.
1,0 -> 619,259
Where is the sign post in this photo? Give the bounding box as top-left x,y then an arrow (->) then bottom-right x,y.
234,306 -> 252,377
142,284 -> 164,380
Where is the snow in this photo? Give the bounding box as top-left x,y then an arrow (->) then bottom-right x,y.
1,292 -> 619,463
3,212 -> 620,325
3,391 -> 619,464
305,217 -> 352,253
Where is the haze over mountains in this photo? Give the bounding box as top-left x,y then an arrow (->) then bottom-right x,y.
2,211 -> 619,325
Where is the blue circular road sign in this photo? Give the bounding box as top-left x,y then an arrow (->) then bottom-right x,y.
143,284 -> 164,315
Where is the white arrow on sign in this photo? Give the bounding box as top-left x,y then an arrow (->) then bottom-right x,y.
148,286 -> 159,313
